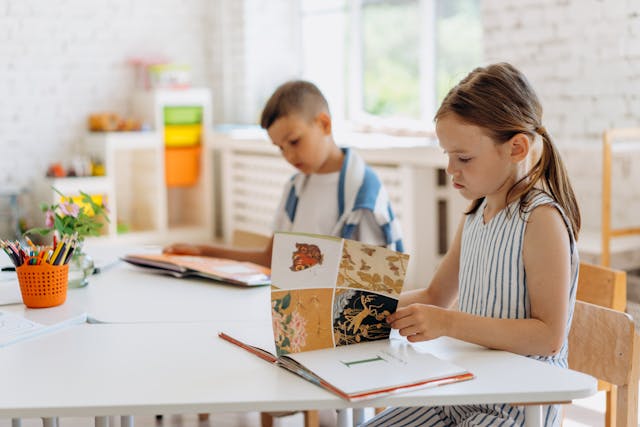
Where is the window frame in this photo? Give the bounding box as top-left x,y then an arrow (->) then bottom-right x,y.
347,0 -> 436,132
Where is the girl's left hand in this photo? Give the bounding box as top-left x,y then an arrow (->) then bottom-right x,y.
387,304 -> 448,342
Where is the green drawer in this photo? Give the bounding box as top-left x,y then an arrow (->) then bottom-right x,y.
163,106 -> 203,125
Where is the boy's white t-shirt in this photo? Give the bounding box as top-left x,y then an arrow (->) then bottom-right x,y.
276,172 -> 386,247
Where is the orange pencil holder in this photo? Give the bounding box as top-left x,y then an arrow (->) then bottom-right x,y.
16,263 -> 69,308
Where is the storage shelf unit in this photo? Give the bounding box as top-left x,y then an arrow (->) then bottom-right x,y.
84,131 -> 166,239
132,88 -> 213,232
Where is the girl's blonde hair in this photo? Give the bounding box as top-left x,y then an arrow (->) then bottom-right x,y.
435,62 -> 581,240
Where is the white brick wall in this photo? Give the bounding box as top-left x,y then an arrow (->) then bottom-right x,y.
1,0 -> 212,196
482,0 -> 640,232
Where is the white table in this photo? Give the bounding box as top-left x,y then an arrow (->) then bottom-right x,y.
3,254 -> 272,324
0,322 -> 595,426
0,245 -> 597,427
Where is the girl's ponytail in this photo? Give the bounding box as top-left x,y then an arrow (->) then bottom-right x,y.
512,126 -> 581,241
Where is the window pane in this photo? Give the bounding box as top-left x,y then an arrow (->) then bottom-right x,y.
301,1 -> 348,121
362,0 -> 420,119
436,0 -> 482,104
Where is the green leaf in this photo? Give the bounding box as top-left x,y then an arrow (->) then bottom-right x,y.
281,293 -> 291,310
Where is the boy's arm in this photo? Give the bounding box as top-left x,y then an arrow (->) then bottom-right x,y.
163,236 -> 274,267
398,216 -> 464,308
390,205 -> 572,357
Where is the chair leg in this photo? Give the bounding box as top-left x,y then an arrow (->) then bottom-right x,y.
260,412 -> 274,427
605,387 -> 617,427
303,410 -> 319,427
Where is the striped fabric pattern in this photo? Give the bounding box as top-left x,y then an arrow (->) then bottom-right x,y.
278,147 -> 404,252
363,192 -> 579,427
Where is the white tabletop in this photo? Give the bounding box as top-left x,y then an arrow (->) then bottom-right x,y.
0,243 -> 597,423
2,262 -> 272,324
73,262 -> 273,324
0,322 -> 595,418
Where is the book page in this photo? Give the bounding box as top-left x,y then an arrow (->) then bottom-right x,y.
0,272 -> 22,305
270,232 -> 410,355
285,339 -> 470,398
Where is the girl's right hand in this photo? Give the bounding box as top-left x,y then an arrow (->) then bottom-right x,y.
387,303 -> 449,342
162,243 -> 202,256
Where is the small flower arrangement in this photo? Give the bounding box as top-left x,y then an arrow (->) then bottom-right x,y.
26,188 -> 110,242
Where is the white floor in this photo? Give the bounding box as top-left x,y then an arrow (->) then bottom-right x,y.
0,392 -> 629,427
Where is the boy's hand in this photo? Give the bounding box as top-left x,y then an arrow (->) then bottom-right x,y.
162,243 -> 202,256
386,304 -> 448,342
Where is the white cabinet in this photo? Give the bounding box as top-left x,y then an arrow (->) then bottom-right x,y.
38,89 -> 215,245
83,131 -> 167,241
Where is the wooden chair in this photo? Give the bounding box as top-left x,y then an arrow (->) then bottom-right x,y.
574,262 -> 629,427
577,261 -> 626,313
568,300 -> 639,427
232,229 -> 320,427
600,128 -> 640,267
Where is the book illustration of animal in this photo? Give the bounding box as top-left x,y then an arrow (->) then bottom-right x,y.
290,243 -> 323,271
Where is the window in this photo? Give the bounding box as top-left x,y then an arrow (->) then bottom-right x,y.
300,0 -> 482,133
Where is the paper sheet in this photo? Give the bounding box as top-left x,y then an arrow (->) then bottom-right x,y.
0,272 -> 22,305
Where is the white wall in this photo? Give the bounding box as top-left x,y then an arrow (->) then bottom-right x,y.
481,0 -> 640,231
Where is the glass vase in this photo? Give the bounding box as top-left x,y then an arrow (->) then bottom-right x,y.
67,244 -> 94,288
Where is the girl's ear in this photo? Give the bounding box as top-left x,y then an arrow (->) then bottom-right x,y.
509,133 -> 530,163
315,112 -> 332,135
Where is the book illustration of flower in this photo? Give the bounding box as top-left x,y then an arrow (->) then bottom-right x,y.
272,292 -> 308,355
289,243 -> 323,272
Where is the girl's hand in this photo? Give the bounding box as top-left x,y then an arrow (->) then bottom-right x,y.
387,304 -> 448,342
162,243 -> 202,256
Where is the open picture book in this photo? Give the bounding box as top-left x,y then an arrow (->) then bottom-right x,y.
220,232 -> 473,401
121,253 -> 271,287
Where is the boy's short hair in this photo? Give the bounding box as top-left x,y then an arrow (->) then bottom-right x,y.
260,80 -> 330,130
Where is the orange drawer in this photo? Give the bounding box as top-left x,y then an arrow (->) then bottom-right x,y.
165,146 -> 201,187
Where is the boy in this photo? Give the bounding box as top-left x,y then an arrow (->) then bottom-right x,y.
165,79 -> 403,426
164,80 -> 403,265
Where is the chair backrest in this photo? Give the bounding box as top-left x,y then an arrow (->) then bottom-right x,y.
577,262 -> 626,311
601,128 -> 640,267
231,229 -> 271,249
569,301 -> 639,427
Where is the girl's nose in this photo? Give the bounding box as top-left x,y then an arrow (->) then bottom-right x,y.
446,158 -> 455,176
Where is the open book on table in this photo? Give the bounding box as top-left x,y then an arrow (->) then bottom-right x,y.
121,253 -> 271,287
220,232 -> 473,401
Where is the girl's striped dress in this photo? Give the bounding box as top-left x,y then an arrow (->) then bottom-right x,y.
362,192 -> 579,427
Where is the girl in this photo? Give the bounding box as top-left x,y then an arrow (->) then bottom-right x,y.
364,63 -> 581,426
